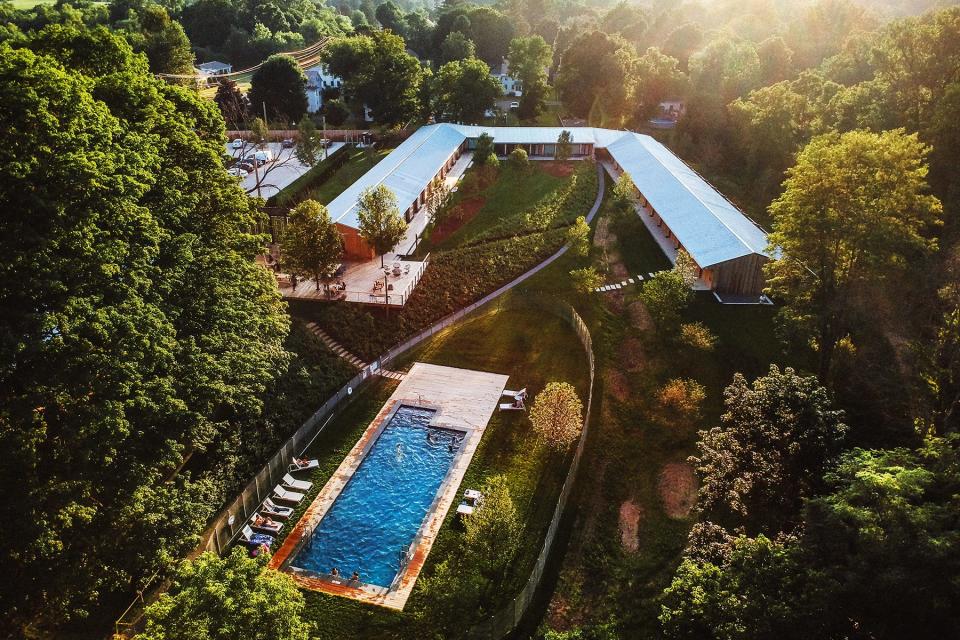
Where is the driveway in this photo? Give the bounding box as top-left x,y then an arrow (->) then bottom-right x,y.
225,141 -> 345,200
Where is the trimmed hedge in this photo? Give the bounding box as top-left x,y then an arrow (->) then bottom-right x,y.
266,143 -> 354,207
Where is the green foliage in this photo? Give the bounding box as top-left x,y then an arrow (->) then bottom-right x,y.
508,34 -> 552,119
692,365 -> 847,528
281,200 -> 343,289
570,266 -> 603,294
508,147 -> 529,171
765,129 -> 942,380
612,171 -> 636,205
132,4 -> 193,75
473,131 -> 495,166
440,30 -> 474,63
357,184 -> 407,265
250,115 -> 268,144
249,54 -> 308,123
633,46 -> 686,119
0,28 -> 288,631
555,129 -> 572,161
294,115 -> 323,167
432,56 -> 502,123
324,30 -> 425,126
321,98 -> 350,127
566,215 -> 590,257
141,548 -> 312,640
268,143 -> 353,207
214,77 -> 247,126
638,270 -> 690,332
556,31 -> 634,122
530,381 -> 584,450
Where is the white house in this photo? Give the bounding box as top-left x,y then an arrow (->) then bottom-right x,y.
305,64 -> 343,113
196,61 -> 232,76
491,59 -> 522,96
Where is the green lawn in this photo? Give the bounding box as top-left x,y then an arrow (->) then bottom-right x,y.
606,197 -> 674,276
8,0 -> 58,8
308,147 -> 391,205
283,299 -> 591,639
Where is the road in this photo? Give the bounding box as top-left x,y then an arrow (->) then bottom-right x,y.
225,141 -> 345,200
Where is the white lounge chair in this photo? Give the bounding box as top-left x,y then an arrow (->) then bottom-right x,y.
249,515 -> 283,535
272,485 -> 305,503
282,473 -> 312,492
502,388 -> 527,399
500,402 -> 525,411
261,497 -> 294,519
288,457 -> 319,472
240,524 -> 274,548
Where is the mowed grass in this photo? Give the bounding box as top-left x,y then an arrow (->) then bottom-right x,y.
420,163 -> 568,253
289,300 -> 591,639
8,0 -> 57,8
310,147 -> 392,205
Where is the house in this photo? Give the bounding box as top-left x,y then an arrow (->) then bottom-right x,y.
491,59 -> 522,96
196,61 -> 232,76
323,124 -> 771,299
304,64 -> 343,113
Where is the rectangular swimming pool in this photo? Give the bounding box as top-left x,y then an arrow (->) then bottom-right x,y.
290,406 -> 465,588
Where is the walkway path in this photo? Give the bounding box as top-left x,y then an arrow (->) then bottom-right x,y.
305,322 -> 407,380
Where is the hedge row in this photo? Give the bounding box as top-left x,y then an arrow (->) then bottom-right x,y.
266,143 -> 354,207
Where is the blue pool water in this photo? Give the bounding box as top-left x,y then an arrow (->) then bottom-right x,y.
291,406 -> 463,588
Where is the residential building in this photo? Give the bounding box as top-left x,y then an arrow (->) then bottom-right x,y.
305,64 -> 343,113
491,59 -> 522,96
196,61 -> 232,76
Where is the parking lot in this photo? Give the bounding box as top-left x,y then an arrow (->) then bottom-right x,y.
225,140 -> 345,200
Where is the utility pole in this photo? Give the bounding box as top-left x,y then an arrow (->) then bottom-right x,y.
256,101 -> 269,200
322,115 -> 327,161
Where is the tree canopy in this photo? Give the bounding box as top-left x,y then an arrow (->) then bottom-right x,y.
248,54 -> 308,123
357,184 -> 406,267
432,56 -> 501,123
281,200 -> 343,290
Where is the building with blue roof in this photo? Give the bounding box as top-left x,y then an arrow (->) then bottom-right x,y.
327,123 -> 770,297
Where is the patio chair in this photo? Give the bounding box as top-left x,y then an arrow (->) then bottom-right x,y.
261,497 -> 294,519
239,524 -> 274,549
289,457 -> 319,472
503,388 -> 527,398
282,473 -> 312,492
249,514 -> 283,535
499,402 -> 525,411
272,485 -> 305,504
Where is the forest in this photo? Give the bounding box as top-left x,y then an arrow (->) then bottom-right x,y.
1,0 -> 959,638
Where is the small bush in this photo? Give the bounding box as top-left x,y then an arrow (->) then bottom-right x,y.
570,266 -> 603,294
658,378 -> 706,420
680,322 -> 717,351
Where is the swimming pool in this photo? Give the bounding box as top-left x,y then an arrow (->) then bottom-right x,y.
290,406 -> 464,588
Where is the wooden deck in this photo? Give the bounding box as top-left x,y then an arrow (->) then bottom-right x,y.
268,362 -> 510,610
276,254 -> 429,307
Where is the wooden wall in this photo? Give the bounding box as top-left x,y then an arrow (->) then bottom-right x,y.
709,254 -> 768,297
336,223 -> 375,260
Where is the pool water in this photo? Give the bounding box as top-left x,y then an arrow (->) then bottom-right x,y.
291,406 -> 463,588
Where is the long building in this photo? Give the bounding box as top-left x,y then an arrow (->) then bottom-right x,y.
325,124 -> 771,298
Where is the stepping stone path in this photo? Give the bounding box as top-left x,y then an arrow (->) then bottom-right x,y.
305,322 -> 407,381
593,272 -> 663,293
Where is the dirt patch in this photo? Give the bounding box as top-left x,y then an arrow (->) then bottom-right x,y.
627,300 -> 654,333
593,216 -> 616,251
618,500 -> 642,552
540,161 -> 575,178
621,337 -> 646,372
604,368 -> 630,403
429,197 -> 485,245
658,462 -> 698,519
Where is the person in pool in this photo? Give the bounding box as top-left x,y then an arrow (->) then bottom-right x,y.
351,571 -> 360,582
331,567 -> 340,577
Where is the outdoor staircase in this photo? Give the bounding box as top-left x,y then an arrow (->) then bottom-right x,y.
304,322 -> 407,381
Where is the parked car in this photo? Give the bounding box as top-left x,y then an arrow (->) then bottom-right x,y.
509,101 -> 520,110
248,149 -> 274,163
319,138 -> 331,148
244,155 -> 267,167
227,167 -> 248,178
281,138 -> 294,148
231,138 -> 244,149
238,161 -> 255,172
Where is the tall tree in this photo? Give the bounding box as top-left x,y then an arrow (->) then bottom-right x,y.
141,549 -> 312,640
633,46 -> 686,119
214,77 -> 248,128
294,115 -> 324,166
554,129 -> 572,161
556,30 -> 635,122
508,35 -> 552,119
357,185 -> 407,267
432,57 -> 502,123
134,4 -> 194,75
374,0 -> 407,38
692,366 -> 847,529
765,129 -> 942,380
440,30 -> 475,63
248,54 -> 308,123
529,381 -> 584,450
281,200 -> 343,290
0,27 -> 288,633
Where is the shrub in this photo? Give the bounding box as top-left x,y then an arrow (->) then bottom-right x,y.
529,381 -> 584,450
680,322 -> 717,351
658,378 -> 707,421
638,270 -> 691,333
570,266 -> 603,294
508,147 -> 530,171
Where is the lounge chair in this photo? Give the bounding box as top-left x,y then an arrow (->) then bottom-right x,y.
261,497 -> 294,519
239,524 -> 274,549
502,388 -> 527,399
282,473 -> 312,492
249,515 -> 283,535
499,402 -> 525,411
272,485 -> 305,504
288,457 -> 319,472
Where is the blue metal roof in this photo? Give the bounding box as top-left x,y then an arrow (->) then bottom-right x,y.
325,124 -> 768,267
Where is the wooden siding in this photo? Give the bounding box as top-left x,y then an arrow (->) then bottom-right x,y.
337,223 -> 375,260
709,254 -> 768,297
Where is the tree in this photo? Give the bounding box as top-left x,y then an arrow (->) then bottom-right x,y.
674,249 -> 699,288
634,46 -> 686,119
507,147 -> 529,172
357,184 -> 407,267
463,6 -> 514,67
281,200 -> 343,290
556,31 -> 635,122
473,132 -> 495,165
433,57 -> 501,123
134,4 -> 194,75
529,381 -> 584,450
322,98 -> 349,127
294,115 -> 324,166
463,475 -> 522,585
324,30 -> 425,126
508,35 -> 552,119
637,270 -> 690,332
570,266 -> 603,294
691,365 -> 847,528
765,129 -> 942,381
658,378 -> 706,422
440,30 -> 475,63
248,54 -> 308,123
214,78 -> 248,128
612,171 -> 636,205
141,549 -> 312,640
181,0 -> 237,49
250,116 -> 269,145
566,215 -> 590,257
555,129 -> 572,161
374,1 -> 407,38
426,176 -> 451,225
0,28 -> 288,632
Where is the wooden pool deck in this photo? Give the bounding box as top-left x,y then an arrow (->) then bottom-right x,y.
268,362 -> 509,610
